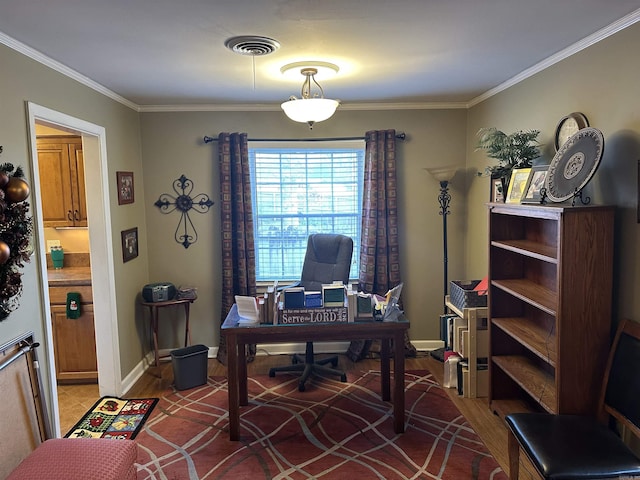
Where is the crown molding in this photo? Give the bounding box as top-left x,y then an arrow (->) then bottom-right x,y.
3,7 -> 639,113
0,31 -> 139,111
468,7 -> 640,107
137,101 -> 469,113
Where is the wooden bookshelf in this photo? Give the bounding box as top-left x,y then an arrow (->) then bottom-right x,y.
492,317 -> 556,367
488,203 -> 614,417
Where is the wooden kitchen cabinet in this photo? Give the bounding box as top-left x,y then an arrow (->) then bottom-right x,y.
37,136 -> 87,227
49,285 -> 97,383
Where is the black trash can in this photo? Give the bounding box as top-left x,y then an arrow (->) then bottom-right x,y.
170,344 -> 209,390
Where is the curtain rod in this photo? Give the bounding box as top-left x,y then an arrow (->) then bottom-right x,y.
203,132 -> 406,144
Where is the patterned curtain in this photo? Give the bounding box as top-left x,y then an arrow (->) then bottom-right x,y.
347,129 -> 416,360
217,132 -> 257,365
358,129 -> 402,294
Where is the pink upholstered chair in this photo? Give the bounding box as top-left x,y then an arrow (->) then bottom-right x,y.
7,438 -> 137,480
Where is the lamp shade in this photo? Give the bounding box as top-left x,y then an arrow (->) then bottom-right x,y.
424,166 -> 460,183
281,97 -> 339,124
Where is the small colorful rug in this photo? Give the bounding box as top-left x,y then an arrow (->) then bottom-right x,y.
65,396 -> 158,440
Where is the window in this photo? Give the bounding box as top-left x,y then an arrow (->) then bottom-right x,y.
249,141 -> 365,281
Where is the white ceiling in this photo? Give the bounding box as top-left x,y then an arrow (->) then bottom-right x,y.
1,1 -> 639,110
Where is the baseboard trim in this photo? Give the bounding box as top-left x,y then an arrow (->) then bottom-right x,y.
123,340 -> 445,394
253,339 -> 444,356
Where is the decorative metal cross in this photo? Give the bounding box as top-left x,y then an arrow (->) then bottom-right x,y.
154,175 -> 214,248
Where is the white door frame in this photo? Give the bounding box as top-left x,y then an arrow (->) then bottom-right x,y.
26,102 -> 121,437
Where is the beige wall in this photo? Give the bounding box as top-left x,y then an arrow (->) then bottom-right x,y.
465,21 -> 640,325
0,44 -> 148,404
2,17 -> 640,432
139,108 -> 468,347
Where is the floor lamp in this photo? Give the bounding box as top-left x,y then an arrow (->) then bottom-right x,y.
425,166 -> 459,361
425,166 -> 459,314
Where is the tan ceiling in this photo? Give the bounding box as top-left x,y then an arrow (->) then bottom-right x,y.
1,1 -> 639,109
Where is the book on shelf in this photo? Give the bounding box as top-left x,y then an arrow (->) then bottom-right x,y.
265,281 -> 278,324
456,359 -> 488,397
452,316 -> 468,355
446,315 -> 461,352
440,314 -> 458,348
347,290 -> 357,322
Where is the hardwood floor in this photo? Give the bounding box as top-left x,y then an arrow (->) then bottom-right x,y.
124,351 -> 540,479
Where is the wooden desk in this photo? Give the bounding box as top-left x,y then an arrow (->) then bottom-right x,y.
142,298 -> 195,367
221,304 -> 410,441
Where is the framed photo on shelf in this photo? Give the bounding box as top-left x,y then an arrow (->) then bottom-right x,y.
505,168 -> 532,204
121,227 -> 138,263
521,165 -> 549,204
490,175 -> 505,202
116,171 -> 135,205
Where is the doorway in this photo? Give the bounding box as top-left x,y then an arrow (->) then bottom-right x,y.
27,103 -> 121,437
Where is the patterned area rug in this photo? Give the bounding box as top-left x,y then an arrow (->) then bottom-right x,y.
135,370 -> 507,479
65,396 -> 158,440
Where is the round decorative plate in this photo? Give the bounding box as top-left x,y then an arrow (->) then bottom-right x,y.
544,127 -> 604,202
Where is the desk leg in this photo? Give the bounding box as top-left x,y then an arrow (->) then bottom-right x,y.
226,332 -> 240,441
183,302 -> 192,347
239,343 -> 248,406
393,329 -> 405,434
380,337 -> 391,401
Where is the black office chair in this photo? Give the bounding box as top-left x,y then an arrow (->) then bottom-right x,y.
505,318 -> 640,480
269,233 -> 353,392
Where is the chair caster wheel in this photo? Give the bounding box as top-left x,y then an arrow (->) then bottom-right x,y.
340,374 -> 347,382
298,383 -> 306,392
269,370 -> 276,377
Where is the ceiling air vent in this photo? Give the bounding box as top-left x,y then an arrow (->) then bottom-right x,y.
224,36 -> 280,56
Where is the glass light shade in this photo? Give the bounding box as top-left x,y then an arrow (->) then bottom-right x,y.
281,98 -> 339,124
424,166 -> 460,183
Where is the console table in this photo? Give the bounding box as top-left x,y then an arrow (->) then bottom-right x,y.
221,304 -> 410,441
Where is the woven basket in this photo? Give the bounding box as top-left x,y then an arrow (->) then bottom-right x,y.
450,280 -> 487,310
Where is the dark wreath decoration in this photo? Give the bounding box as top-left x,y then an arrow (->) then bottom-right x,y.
0,155 -> 34,320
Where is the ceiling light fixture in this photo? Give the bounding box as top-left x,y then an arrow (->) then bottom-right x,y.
280,64 -> 340,129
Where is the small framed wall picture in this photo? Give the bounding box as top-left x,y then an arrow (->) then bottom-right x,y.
490,175 -> 505,202
521,165 -> 549,204
117,171 -> 134,205
121,227 -> 138,263
505,168 -> 532,204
